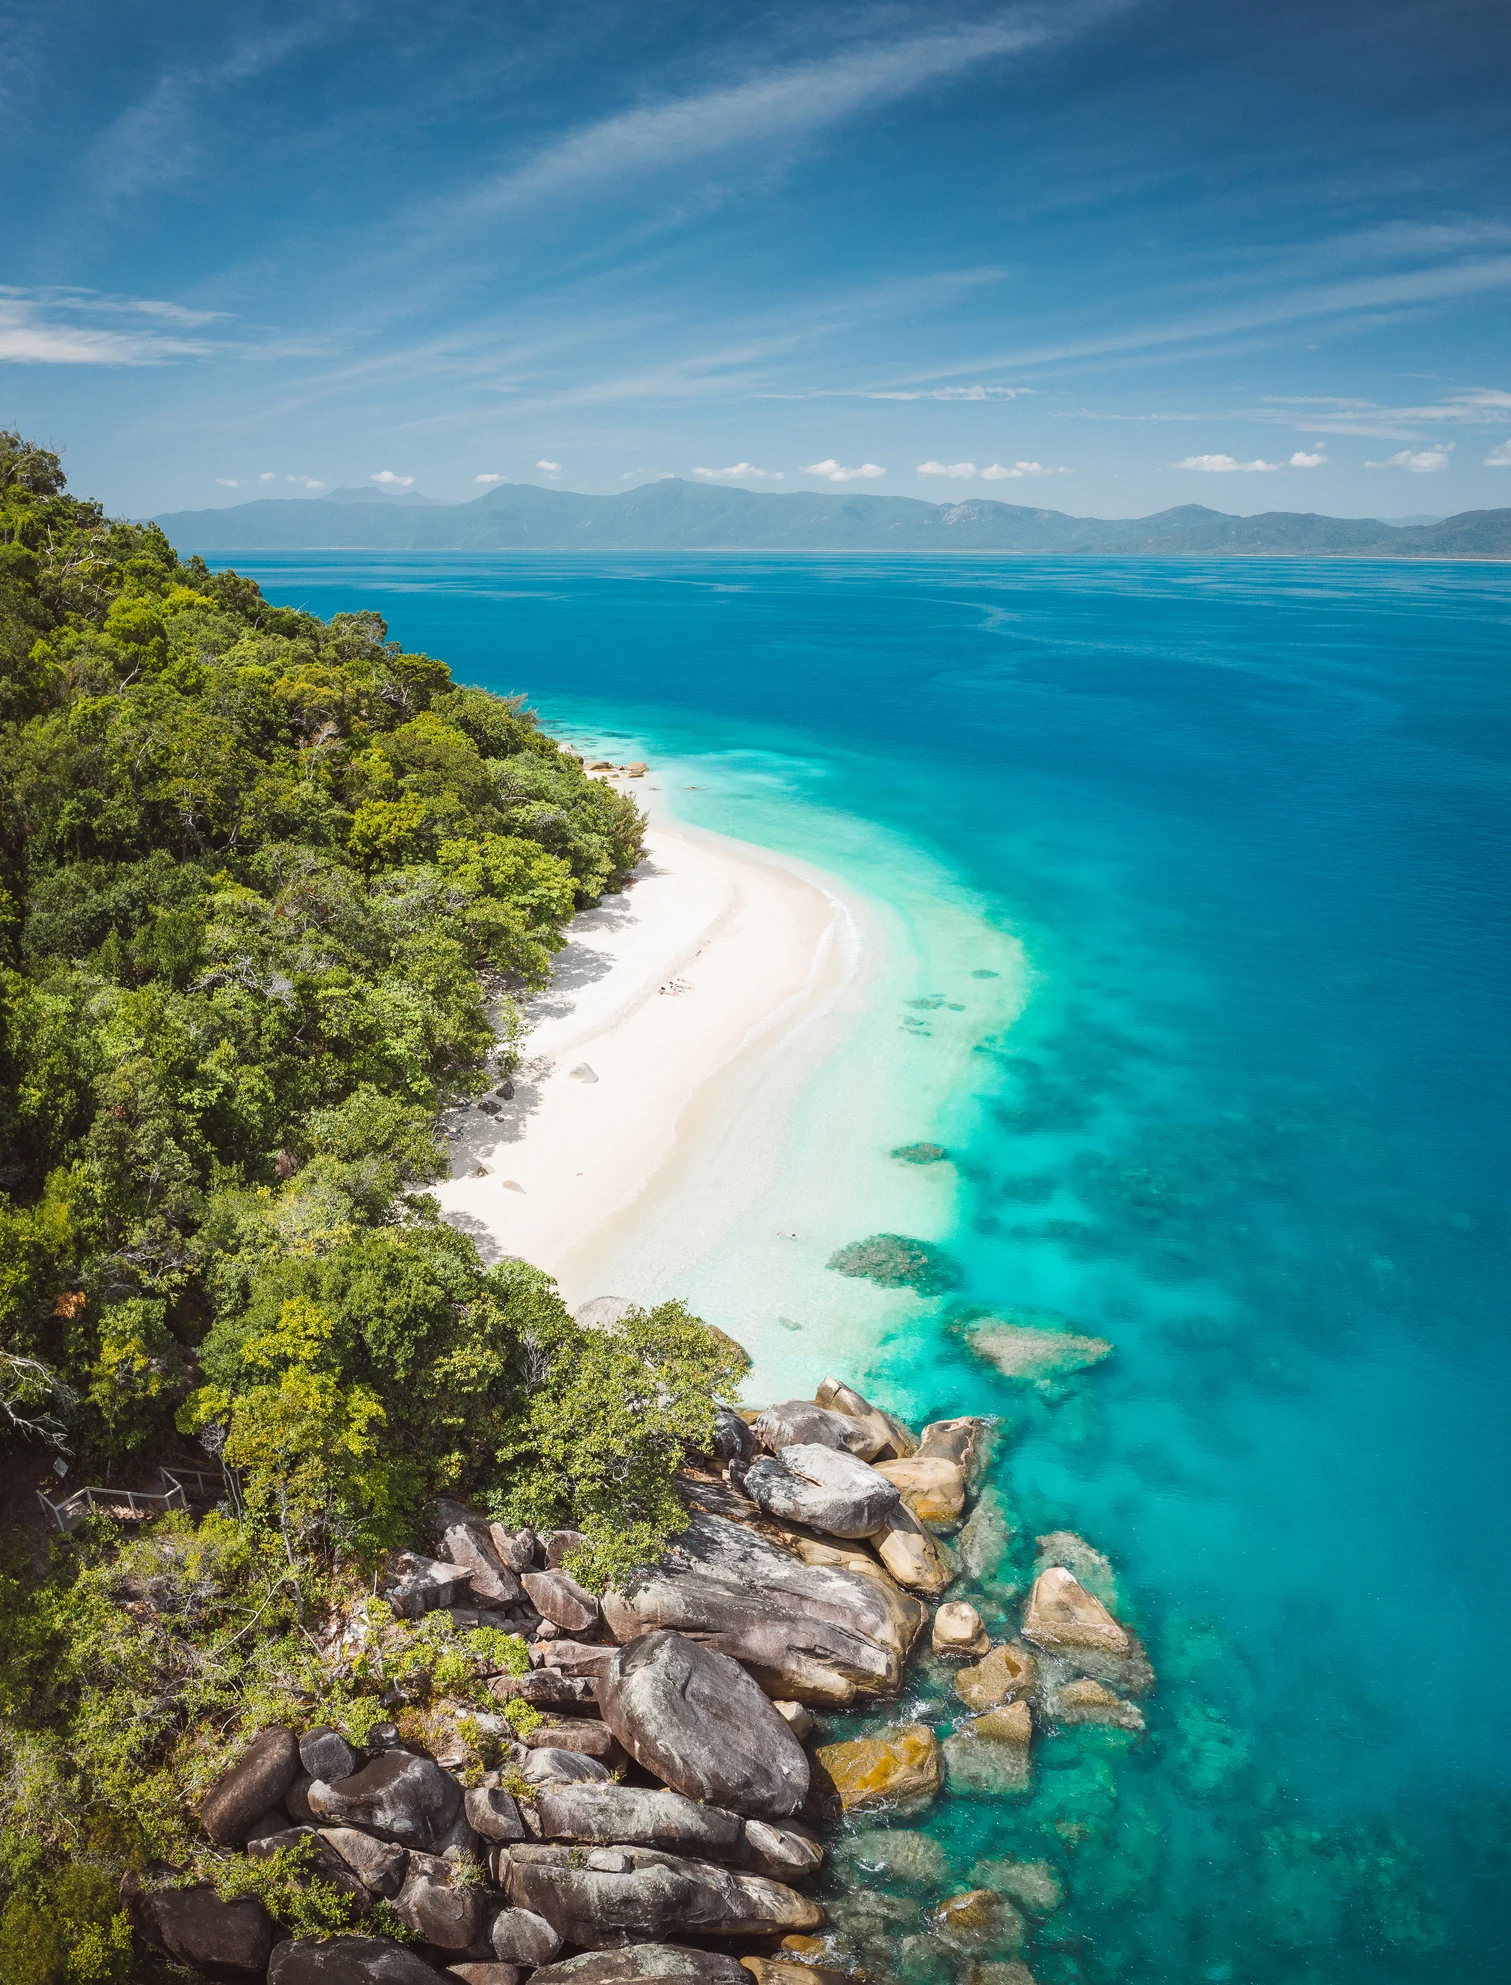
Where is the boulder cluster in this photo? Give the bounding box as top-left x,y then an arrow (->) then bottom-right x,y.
127,1372 -> 1151,1985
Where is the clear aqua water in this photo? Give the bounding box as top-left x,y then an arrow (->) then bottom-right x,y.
219,550 -> 1511,1981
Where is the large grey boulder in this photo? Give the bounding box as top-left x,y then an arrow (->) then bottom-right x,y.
300,1726 -> 360,1782
307,1751 -> 463,1847
394,1852 -> 489,1950
538,1638 -> 616,1678
533,1950 -> 749,1984
382,1551 -> 473,1619
465,1784 -> 528,1842
505,1843 -> 824,1946
532,1782 -> 744,1854
523,1567 -> 599,1631
753,1400 -> 873,1455
599,1631 -> 808,1818
815,1378 -> 917,1459
433,1500 -> 524,1606
319,1826 -> 409,1896
269,1938 -> 446,1982
521,1745 -> 614,1787
489,1523 -> 537,1573
602,1513 -> 924,1706
125,1879 -> 273,1981
743,1444 -> 900,1538
490,1905 -> 565,1963
200,1724 -> 301,1846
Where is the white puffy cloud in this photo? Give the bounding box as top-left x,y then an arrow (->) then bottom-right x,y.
980,460 -> 1062,479
1484,439 -> 1511,465
917,460 -> 976,478
371,470 -> 414,488
475,472 -> 502,484
693,463 -> 784,482
258,471 -> 276,482
216,478 -> 239,488
536,459 -> 562,473
1172,453 -> 1280,472
286,475 -> 325,489
803,459 -> 885,482
1288,449 -> 1328,467
1366,445 -> 1453,472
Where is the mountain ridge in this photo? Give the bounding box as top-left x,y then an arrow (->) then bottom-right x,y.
155,478 -> 1511,558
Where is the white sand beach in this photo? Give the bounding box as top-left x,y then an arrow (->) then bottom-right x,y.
434,777 -> 855,1298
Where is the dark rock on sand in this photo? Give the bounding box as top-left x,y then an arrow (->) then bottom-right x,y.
599,1630 -> 809,1817
200,1724 -> 301,1846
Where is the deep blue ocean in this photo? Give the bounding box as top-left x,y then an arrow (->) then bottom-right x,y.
218,550 -> 1511,1982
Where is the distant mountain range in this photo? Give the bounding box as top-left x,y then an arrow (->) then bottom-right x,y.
156,480 -> 1511,558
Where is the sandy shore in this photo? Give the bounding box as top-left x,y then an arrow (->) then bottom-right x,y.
435,782 -> 853,1297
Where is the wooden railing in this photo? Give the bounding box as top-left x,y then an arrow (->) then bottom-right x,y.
36,1460 -> 244,1535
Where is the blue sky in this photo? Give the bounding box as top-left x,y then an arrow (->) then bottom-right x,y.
3,0 -> 1509,518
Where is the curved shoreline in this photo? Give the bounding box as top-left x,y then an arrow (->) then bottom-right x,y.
434,794 -> 862,1309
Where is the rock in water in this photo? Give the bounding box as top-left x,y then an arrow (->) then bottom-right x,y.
956,1485 -> 1014,1587
833,1828 -> 951,1887
125,1880 -> 273,1981
932,1601 -> 990,1659
505,1843 -> 823,1945
533,1949 -> 749,1984
1050,1678 -> 1145,1731
915,1416 -> 993,1481
809,1726 -> 942,1814
954,1642 -> 1036,1710
1032,1531 -> 1119,1609
1021,1567 -> 1129,1658
969,1857 -> 1064,1916
943,1705 -> 1033,1799
753,1400 -> 874,1456
200,1725 -> 301,1846
876,1455 -> 967,1527
870,1505 -> 953,1596
432,1499 -> 524,1605
813,1378 -> 918,1460
933,1888 -> 1026,1955
599,1631 -> 809,1818
523,1568 -> 600,1631
268,1938 -> 447,1981
307,1751 -> 463,1848
959,1314 -> 1112,1385
602,1512 -> 924,1705
744,1445 -> 901,1538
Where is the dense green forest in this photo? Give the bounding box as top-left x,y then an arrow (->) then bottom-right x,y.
0,430 -> 746,1978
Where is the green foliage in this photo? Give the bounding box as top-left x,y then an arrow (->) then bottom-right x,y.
0,425 -> 643,1471
501,1694 -> 545,1738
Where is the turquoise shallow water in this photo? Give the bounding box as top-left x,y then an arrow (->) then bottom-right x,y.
215,549 -> 1511,1980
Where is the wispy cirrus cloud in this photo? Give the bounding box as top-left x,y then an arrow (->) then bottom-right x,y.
0,286 -> 220,364
871,384 -> 1032,402
1259,386 -> 1511,440
419,9 -> 1109,236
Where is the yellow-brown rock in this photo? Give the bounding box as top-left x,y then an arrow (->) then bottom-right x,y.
974,1700 -> 1032,1747
743,1962 -> 852,1985
932,1601 -> 990,1660
933,1889 -> 1025,1954
870,1508 -> 952,1596
874,1456 -> 966,1527
1052,1678 -> 1144,1731
788,1535 -> 894,1585
1021,1567 -> 1129,1658
954,1641 -> 1035,1711
811,1724 -> 941,1813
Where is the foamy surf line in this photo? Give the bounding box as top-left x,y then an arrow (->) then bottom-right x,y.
434,790 -> 859,1300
